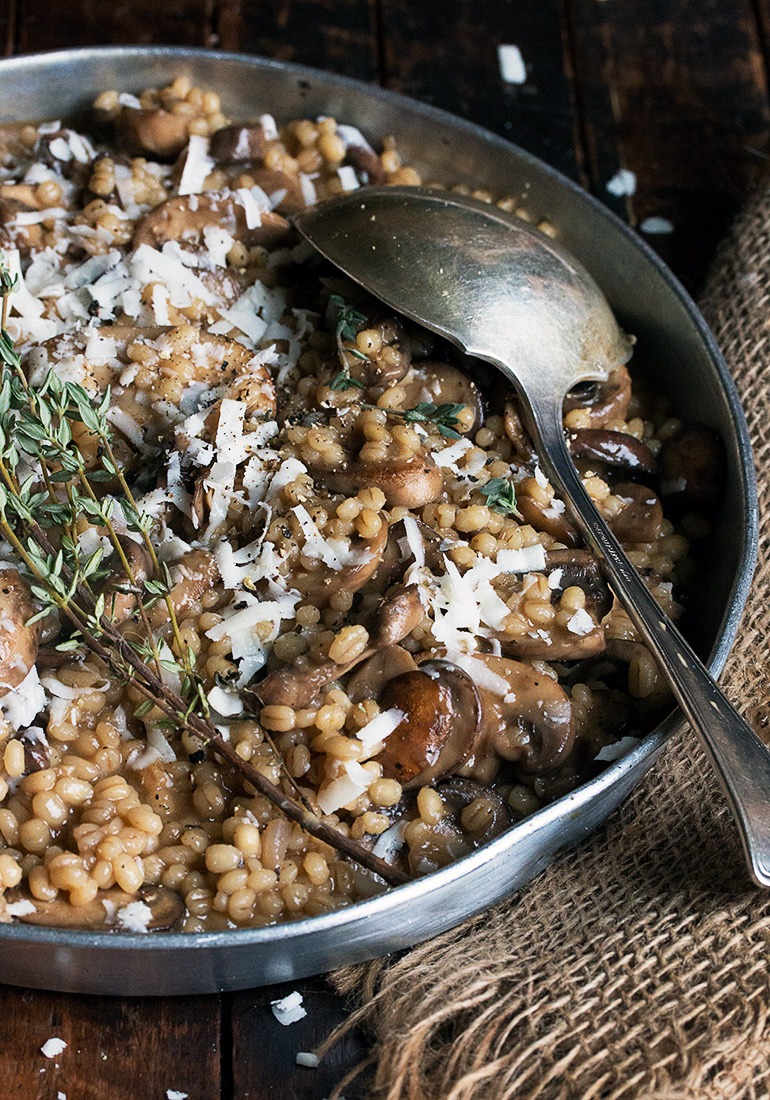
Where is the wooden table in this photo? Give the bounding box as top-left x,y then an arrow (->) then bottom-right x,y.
2,2 -> 770,1096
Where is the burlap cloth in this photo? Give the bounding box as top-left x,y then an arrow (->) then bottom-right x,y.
322,185 -> 770,1100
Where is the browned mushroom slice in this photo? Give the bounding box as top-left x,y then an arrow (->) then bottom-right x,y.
101,536 -> 153,624
544,549 -> 612,620
608,482 -> 663,543
344,142 -> 386,184
372,584 -> 425,646
133,191 -> 290,252
568,429 -> 657,480
316,450 -> 443,509
504,400 -> 537,463
209,123 -> 268,164
6,884 -> 184,931
346,644 -> 418,704
289,516 -> 389,606
516,495 -> 580,547
256,653 -> 363,709
0,568 -> 41,694
0,182 -> 45,253
462,653 -> 575,774
658,423 -> 724,515
436,777 -> 513,846
377,660 -> 482,788
109,104 -> 193,158
490,572 -> 605,661
342,315 -> 412,390
563,365 -> 632,428
369,517 -> 445,595
148,550 -> 219,626
397,361 -> 484,434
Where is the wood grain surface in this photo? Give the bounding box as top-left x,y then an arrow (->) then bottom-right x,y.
2,2 -> 770,1096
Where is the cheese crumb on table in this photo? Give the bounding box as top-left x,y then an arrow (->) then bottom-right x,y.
166,1091 -> 189,1099
498,44 -> 527,85
271,990 -> 307,1025
296,1051 -> 320,1067
41,1038 -> 67,1058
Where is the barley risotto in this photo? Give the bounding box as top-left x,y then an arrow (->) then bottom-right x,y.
0,77 -> 722,933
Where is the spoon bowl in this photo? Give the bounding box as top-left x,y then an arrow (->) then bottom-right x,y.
294,186 -> 770,888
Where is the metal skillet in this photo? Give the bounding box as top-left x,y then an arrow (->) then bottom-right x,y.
295,188 -> 770,887
0,46 -> 757,995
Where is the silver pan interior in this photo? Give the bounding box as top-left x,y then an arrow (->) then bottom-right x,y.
0,46 -> 758,996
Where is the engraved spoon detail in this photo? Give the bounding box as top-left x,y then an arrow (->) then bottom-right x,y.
294,186 -> 770,886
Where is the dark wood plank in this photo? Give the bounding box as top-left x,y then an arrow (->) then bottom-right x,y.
230,978 -> 369,1100
16,0 -> 214,53
216,0 -> 379,83
567,0 -> 770,288
378,0 -> 582,182
1,0 -> 16,57
0,987 -> 221,1099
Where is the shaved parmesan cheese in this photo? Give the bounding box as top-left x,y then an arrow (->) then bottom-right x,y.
566,608 -> 596,636
372,819 -> 407,864
259,113 -> 279,141
178,135 -> 214,196
403,515 -> 425,567
299,173 -> 317,205
446,652 -> 511,696
271,991 -> 307,1025
595,736 -> 641,762
208,686 -> 243,717
115,901 -> 153,932
41,1038 -> 67,1059
337,165 -> 360,192
433,437 -> 473,471
0,667 -> 46,730
356,708 -> 404,754
317,761 -> 373,815
547,568 -> 564,590
497,544 -> 547,574
234,187 -> 263,229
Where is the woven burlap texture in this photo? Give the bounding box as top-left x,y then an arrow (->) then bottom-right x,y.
326,188 -> 770,1100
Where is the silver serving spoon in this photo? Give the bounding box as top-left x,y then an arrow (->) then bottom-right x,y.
294,186 -> 770,887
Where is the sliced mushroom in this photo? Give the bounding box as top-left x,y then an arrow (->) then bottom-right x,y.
490,571 -> 605,661
563,365 -> 632,428
377,660 -> 482,787
257,651 -> 369,709
504,400 -> 537,464
107,103 -> 192,159
101,536 -> 153,624
288,514 -> 389,606
209,123 -> 267,164
372,584 -> 425,646
346,644 -> 418,704
397,361 -> 484,434
133,191 -> 290,252
0,568 -> 41,694
658,422 -> 724,515
608,482 -> 663,544
460,653 -> 575,775
436,777 -> 513,846
568,429 -> 657,480
544,549 -> 612,620
369,517 -> 444,595
341,315 -> 413,390
0,182 -> 45,253
6,883 -> 184,931
148,550 -> 219,625
344,142 -> 386,184
516,495 -> 579,547
314,450 -> 443,509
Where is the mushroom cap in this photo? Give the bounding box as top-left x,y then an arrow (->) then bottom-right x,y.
318,450 -> 443,509
568,428 -> 657,480
659,422 -> 724,514
0,568 -> 41,695
378,660 -> 482,788
563,364 -> 632,428
6,884 -> 184,931
133,191 -> 290,252
397,360 -> 484,433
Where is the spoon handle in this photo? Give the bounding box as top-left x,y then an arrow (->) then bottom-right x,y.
527,399 -> 770,886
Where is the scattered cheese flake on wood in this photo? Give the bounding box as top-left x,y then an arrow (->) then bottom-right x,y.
498,44 -> 527,84
271,991 -> 307,1025
41,1038 -> 67,1059
639,216 -> 674,235
606,169 -> 637,197
296,1052 -> 320,1068
166,1092 -> 189,1100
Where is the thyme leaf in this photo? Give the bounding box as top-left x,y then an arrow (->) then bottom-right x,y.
481,477 -> 523,518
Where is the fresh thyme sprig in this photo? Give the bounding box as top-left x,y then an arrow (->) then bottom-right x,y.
0,259 -> 409,888
329,293 -> 369,377
481,477 -> 522,518
362,400 -> 465,441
